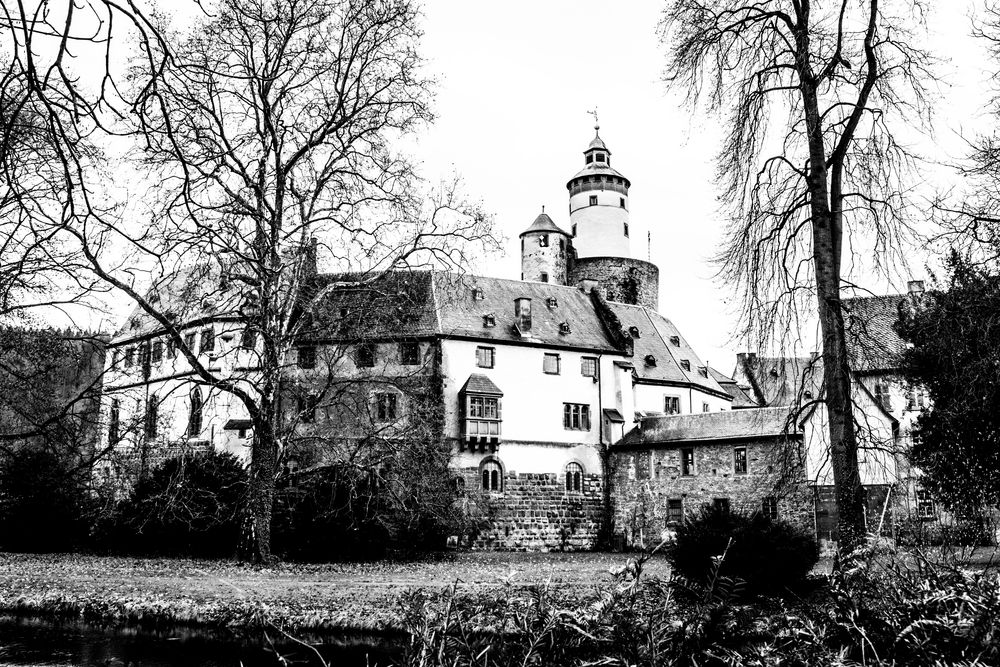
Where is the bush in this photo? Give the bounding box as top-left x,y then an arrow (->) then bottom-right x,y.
0,449 -> 91,552
669,503 -> 818,594
103,451 -> 247,557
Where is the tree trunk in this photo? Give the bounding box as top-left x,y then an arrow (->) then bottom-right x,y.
239,405 -> 278,563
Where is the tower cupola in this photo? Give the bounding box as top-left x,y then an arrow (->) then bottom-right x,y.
519,209 -> 571,285
566,124 -> 631,259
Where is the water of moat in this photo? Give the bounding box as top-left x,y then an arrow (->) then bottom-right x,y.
0,615 -> 404,666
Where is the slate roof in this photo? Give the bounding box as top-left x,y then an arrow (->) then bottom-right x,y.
587,132 -> 609,152
460,373 -> 503,395
735,355 -> 824,407
608,303 -> 730,397
842,293 -> 911,372
618,406 -> 799,447
519,212 -> 569,237
310,271 -> 441,340
709,366 -> 759,408
568,163 -> 630,184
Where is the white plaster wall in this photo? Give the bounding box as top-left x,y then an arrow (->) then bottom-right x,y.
441,339 -> 625,474
803,384 -> 898,486
569,193 -> 630,259
633,382 -> 732,415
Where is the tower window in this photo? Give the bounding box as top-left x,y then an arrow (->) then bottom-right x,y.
595,153 -> 605,162
539,234 -> 549,247
624,222 -> 629,237
572,224 -> 577,236
586,154 -> 594,164
589,195 -> 598,206
540,272 -> 549,283
620,197 -> 626,208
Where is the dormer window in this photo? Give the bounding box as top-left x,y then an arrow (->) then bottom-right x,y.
628,326 -> 640,338
514,298 -> 532,333
680,359 -> 691,372
483,313 -> 496,328
559,322 -> 571,334
645,354 -> 657,366
698,366 -> 708,378
669,335 -> 680,346
472,287 -> 484,300
546,297 -> 558,309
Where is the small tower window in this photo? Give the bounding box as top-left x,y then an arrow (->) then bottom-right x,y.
595,153 -> 606,163
624,222 -> 629,237
589,195 -> 598,206
540,272 -> 549,283
586,154 -> 594,164
572,224 -> 577,236
620,197 -> 626,208
539,234 -> 549,247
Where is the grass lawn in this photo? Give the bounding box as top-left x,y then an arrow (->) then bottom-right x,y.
0,551 -> 669,633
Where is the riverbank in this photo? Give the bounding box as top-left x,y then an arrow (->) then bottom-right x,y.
0,552 -> 669,633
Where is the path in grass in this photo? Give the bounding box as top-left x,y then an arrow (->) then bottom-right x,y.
0,551 -> 669,632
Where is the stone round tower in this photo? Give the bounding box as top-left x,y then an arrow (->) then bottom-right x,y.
565,125 -> 660,310
520,210 -> 571,284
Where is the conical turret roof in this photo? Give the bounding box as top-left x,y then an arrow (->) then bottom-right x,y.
519,211 -> 569,237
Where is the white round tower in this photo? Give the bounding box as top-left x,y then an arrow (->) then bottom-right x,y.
567,125 -> 631,259
519,210 -> 571,284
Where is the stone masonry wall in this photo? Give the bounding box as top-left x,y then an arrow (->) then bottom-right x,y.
569,257 -> 659,311
611,438 -> 814,549
456,467 -> 605,551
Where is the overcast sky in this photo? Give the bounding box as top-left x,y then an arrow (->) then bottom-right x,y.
406,0 -> 994,373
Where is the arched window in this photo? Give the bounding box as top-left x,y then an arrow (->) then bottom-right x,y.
188,386 -> 203,437
481,458 -> 503,492
565,462 -> 584,492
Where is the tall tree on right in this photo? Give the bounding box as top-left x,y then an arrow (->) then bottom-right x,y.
661,1 -> 932,550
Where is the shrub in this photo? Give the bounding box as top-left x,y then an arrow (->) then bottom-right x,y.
669,503 -> 818,594
0,449 -> 90,552
105,451 -> 247,557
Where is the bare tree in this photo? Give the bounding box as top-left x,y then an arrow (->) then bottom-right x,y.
661,0 -> 933,549
61,0 -> 497,562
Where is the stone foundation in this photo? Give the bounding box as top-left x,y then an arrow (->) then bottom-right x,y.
456,468 -> 605,551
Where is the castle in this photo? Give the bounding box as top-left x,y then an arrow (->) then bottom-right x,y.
98,126 -> 912,551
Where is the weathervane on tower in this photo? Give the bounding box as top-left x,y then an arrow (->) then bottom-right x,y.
588,107 -> 599,131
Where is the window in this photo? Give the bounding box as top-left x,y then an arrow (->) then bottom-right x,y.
400,341 -> 419,365
240,327 -> 257,350
469,395 -> 499,419
375,392 -> 398,421
667,499 -> 684,525
762,496 -> 779,520
297,345 -> 317,369
623,222 -> 629,237
464,394 -> 501,441
680,359 -> 691,372
200,328 -> 215,354
188,386 -> 203,437
166,338 -> 176,359
664,396 -> 681,414
628,325 -> 641,338
669,335 -> 680,346
581,357 -> 598,378
476,346 -> 495,368
300,393 -> 320,423
698,366 -> 709,378
916,489 -> 936,519
565,462 -> 584,492
874,381 -> 891,411
733,446 -> 748,474
559,321 -> 572,334
472,287 -> 484,300
619,197 -> 626,208
543,353 -> 561,375
714,498 -> 731,516
540,272 -> 549,283
681,447 -> 695,476
139,343 -> 152,374
356,343 -> 376,367
108,399 -> 120,444
539,234 -> 549,247
124,347 -> 135,368
905,386 -> 926,411
595,153 -> 606,162
481,459 -> 502,492
184,332 -> 197,352
585,153 -> 594,164
546,297 -> 558,309
144,395 -> 158,438
589,195 -> 598,206
572,223 -> 577,236
151,341 -> 163,364
702,402 -> 710,413
563,403 -> 591,430
482,313 -> 496,328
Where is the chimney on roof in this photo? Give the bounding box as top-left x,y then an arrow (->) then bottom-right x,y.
514,297 -> 532,333
907,280 -> 925,295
